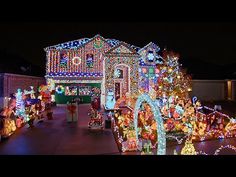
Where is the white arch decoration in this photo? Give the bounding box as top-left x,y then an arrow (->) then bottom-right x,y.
134,93 -> 166,155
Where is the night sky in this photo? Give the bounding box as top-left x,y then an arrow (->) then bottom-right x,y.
1,22 -> 236,78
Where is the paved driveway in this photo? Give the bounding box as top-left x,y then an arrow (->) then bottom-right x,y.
0,104 -> 120,155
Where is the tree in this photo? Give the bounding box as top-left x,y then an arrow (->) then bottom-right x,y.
155,49 -> 192,118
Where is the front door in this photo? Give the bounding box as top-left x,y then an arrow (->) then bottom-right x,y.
115,82 -> 121,101
114,65 -> 129,99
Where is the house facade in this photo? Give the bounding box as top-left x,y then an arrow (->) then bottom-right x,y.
44,34 -> 162,105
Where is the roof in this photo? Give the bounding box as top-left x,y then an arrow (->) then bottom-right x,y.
105,41 -> 140,56
138,42 -> 160,54
44,34 -> 141,52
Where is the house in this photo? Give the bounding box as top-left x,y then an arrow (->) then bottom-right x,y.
0,73 -> 45,108
44,34 -> 162,105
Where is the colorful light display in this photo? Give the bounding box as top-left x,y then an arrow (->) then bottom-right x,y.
134,93 -> 166,155
105,43 -> 139,97
156,50 -> 191,100
180,139 -> 197,155
55,85 -> 65,94
15,89 -> 27,121
43,35 -> 236,155
72,56 -> 81,66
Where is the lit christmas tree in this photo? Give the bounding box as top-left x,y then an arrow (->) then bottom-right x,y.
180,138 -> 197,155
155,49 -> 192,118
156,49 -> 191,98
15,89 -> 27,121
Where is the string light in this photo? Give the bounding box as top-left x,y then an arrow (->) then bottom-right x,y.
214,145 -> 236,155
134,93 -> 166,155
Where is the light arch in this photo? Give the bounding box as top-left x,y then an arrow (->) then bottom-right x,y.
134,93 -> 166,155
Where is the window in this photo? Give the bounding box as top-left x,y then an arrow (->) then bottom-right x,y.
65,86 -> 77,96
86,54 -> 94,68
60,52 -> 68,67
78,86 -> 91,96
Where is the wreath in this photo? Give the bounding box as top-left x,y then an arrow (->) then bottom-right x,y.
56,85 -> 65,94
93,38 -> 103,49
72,57 -> 81,66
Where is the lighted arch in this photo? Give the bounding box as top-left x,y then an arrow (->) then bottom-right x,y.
134,93 -> 166,155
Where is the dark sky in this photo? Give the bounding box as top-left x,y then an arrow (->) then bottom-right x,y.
1,22 -> 236,74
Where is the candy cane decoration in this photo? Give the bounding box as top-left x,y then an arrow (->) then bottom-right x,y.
192,96 -> 197,105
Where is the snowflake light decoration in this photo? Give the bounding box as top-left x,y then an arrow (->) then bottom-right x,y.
114,69 -> 121,78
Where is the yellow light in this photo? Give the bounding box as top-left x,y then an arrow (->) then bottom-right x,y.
187,88 -> 192,92
168,68 -> 173,73
177,75 -> 180,79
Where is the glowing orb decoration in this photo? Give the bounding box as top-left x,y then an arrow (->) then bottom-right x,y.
72,57 -> 81,66
134,93 -> 166,155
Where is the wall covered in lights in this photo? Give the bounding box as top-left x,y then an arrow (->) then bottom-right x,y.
105,42 -> 140,97
0,73 -> 45,108
44,34 -> 162,104
55,83 -> 101,104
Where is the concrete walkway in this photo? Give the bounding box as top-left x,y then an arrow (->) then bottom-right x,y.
0,104 -> 120,155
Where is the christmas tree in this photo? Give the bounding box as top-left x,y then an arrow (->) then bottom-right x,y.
15,89 -> 27,121
156,49 -> 191,99
155,49 -> 192,118
181,138 -> 197,155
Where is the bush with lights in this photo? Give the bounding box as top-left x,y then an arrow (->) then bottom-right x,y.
88,107 -> 103,129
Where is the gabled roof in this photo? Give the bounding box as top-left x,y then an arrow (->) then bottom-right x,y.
138,42 -> 163,66
44,34 -> 110,51
44,34 -> 140,52
105,42 -> 139,56
138,42 -> 160,54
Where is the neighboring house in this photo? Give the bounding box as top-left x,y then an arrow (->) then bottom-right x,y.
190,79 -> 236,101
0,73 -> 45,108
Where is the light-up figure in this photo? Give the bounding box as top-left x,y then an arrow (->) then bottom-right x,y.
15,89 -> 27,121
105,90 -> 116,110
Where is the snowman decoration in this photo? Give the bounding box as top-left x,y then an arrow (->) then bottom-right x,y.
105,90 -> 116,110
